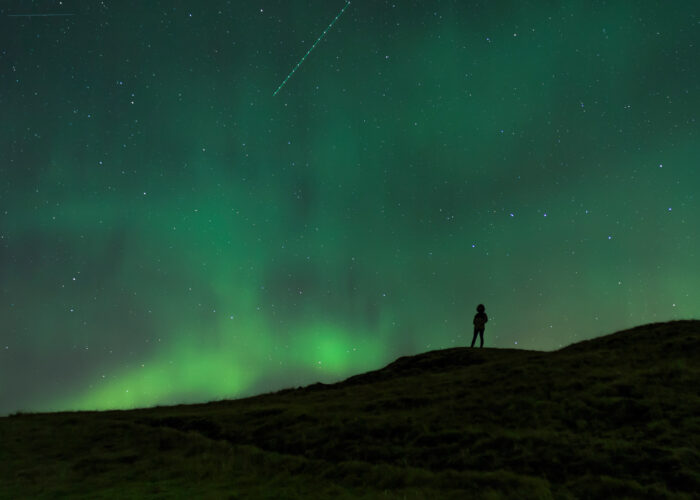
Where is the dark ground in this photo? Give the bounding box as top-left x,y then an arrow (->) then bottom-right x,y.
1,320 -> 699,499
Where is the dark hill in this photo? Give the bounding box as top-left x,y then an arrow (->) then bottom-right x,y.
1,320 -> 699,499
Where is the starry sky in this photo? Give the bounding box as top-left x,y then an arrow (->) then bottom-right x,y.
1,0 -> 698,415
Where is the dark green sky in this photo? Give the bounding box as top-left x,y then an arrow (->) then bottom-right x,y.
1,0 -> 698,414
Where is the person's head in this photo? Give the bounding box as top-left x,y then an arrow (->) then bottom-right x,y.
477,304 -> 485,312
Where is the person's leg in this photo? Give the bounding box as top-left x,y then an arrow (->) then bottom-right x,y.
479,329 -> 484,347
471,328 -> 478,347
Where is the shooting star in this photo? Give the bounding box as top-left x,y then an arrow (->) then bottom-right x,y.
273,1 -> 351,96
7,13 -> 75,17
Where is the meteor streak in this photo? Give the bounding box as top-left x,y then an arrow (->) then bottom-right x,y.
273,1 -> 351,96
8,13 -> 75,17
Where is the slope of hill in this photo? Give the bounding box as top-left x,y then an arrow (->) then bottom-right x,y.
1,320 -> 699,499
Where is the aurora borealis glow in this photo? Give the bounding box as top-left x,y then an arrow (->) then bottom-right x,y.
1,1 -> 698,415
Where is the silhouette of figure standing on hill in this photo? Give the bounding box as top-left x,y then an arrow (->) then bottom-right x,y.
471,304 -> 488,348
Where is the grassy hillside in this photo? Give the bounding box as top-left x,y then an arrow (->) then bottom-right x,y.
1,320 -> 699,499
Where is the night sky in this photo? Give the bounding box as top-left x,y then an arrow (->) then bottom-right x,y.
1,1 -> 698,415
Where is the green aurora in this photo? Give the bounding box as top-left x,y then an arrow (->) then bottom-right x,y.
1,0 -> 698,414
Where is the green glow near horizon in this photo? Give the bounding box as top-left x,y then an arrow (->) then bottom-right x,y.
62,321 -> 387,412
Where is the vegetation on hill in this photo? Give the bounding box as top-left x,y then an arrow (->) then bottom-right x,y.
1,320 -> 699,498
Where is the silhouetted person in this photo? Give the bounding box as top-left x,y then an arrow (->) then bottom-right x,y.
471,304 -> 488,348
